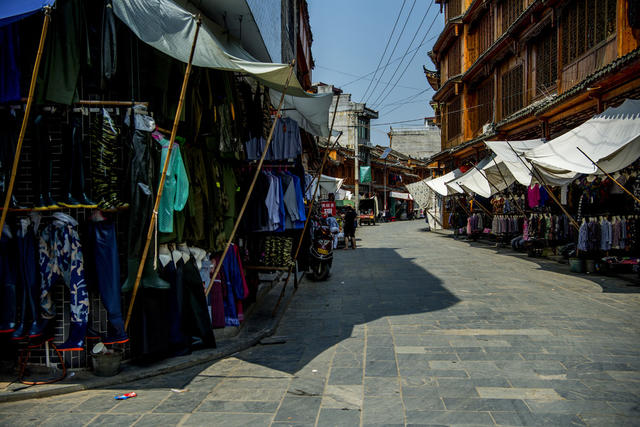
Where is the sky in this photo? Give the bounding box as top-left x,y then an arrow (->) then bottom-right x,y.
308,0 -> 444,147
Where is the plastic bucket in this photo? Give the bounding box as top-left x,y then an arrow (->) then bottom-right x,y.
585,259 -> 596,273
92,351 -> 122,377
569,258 -> 585,273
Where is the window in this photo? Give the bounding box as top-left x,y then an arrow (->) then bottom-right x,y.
448,37 -> 462,77
358,117 -> 369,141
475,78 -> 494,132
446,97 -> 462,141
502,0 -> 524,32
536,29 -> 558,95
475,10 -> 494,60
561,0 -> 617,65
502,65 -> 523,118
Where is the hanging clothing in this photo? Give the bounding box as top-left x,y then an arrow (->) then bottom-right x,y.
38,218 -> 89,349
37,0 -> 88,105
157,137 -> 189,233
527,184 -> 540,208
221,244 -> 248,327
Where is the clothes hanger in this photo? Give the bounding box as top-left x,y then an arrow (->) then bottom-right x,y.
52,212 -> 78,227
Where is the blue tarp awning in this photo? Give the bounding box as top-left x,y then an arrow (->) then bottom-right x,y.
0,0 -> 55,27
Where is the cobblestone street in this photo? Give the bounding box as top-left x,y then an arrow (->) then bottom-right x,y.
1,221 -> 639,426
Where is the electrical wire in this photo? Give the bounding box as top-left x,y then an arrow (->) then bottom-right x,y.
363,0 -> 418,104
368,0 -> 436,107
315,65 -> 425,91
361,0 -> 408,101
372,9 -> 440,109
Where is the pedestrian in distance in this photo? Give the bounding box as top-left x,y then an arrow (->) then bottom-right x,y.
343,205 -> 357,249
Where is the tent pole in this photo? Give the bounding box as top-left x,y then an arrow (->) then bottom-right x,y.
454,196 -> 470,216
505,142 -> 579,231
271,94 -> 343,316
576,147 -> 640,204
0,7 -> 51,235
461,188 -> 493,218
124,17 -> 202,330
204,62 -> 296,298
473,163 -> 526,217
490,156 -> 527,217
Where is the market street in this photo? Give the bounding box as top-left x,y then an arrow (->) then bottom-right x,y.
1,221 -> 639,426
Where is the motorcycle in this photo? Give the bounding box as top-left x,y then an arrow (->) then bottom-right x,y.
307,215 -> 333,281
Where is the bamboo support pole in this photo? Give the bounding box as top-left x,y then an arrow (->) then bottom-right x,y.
270,94 -> 342,315
124,17 -> 202,330
473,163 -> 526,217
204,62 -> 296,297
0,7 -> 51,236
453,196 -> 470,216
490,156 -> 527,217
576,147 -> 640,205
506,141 -> 580,231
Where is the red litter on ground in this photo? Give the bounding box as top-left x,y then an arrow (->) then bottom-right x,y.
114,392 -> 137,400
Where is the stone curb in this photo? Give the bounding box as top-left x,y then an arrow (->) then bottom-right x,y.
0,276 -> 298,403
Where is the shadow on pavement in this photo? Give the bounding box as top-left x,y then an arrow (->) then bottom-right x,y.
433,233 -> 640,294
230,246 -> 460,375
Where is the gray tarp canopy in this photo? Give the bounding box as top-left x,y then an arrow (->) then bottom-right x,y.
113,0 -> 332,136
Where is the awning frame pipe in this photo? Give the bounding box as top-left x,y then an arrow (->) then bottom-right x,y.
125,16 -> 202,330
490,156 -> 526,217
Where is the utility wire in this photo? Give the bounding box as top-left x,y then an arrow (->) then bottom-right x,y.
361,0 -> 408,101
363,0 -> 418,104
370,0 -> 436,108
372,9 -> 440,109
315,65 -> 424,91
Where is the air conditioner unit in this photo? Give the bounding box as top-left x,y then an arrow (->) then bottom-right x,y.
482,123 -> 495,134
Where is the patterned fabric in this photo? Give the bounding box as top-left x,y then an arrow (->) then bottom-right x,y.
405,179 -> 435,211
39,221 -> 89,324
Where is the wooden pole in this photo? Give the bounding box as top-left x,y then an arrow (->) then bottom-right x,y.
576,147 -> 640,204
270,94 -> 343,315
490,156 -> 527,217
0,7 -> 51,236
505,141 -> 580,231
204,62 -> 296,297
124,17 -> 202,330
473,162 -> 526,217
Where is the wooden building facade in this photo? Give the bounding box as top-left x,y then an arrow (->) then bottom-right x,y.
426,0 -> 640,170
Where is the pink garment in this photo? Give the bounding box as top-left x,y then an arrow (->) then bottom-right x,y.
527,184 -> 540,208
466,217 -> 472,235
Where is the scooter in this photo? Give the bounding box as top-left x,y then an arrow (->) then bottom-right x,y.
307,216 -> 333,281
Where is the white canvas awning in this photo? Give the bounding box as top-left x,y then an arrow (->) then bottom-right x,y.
524,99 -> 640,179
319,174 -> 344,194
112,0 -> 332,136
452,157 -> 495,198
390,191 -> 413,201
405,178 -> 434,209
485,139 -> 545,186
426,169 -> 464,196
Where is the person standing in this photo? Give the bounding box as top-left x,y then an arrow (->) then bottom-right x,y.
343,206 -> 358,249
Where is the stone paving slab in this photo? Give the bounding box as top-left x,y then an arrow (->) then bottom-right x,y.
1,221 -> 639,426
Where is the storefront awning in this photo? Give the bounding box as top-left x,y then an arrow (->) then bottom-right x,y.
485,139 -> 545,187
426,169 -> 464,196
524,99 -> 640,180
452,156 -> 495,198
112,0 -> 332,136
0,0 -> 55,27
390,191 -> 413,201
